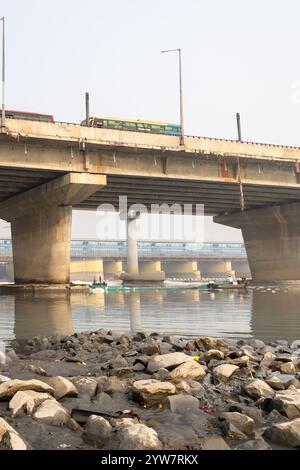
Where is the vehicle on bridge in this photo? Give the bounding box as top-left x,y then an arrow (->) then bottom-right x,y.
81,116 -> 181,136
6,110 -> 54,123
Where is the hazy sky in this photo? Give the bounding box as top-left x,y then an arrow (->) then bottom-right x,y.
2,0 -> 300,241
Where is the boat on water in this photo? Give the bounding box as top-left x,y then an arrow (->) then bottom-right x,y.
208,279 -> 249,290
88,279 -> 208,293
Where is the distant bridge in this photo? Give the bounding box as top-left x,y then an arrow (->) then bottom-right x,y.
0,238 -> 246,261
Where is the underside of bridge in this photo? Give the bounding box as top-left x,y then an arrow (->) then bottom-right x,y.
2,118 -> 300,284
2,169 -> 300,284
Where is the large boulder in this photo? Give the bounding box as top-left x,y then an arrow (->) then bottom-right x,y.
200,434 -> 231,450
48,376 -> 78,400
9,390 -> 54,417
0,379 -> 55,401
213,364 -> 239,383
244,379 -> 274,399
167,394 -> 199,414
270,388 -> 300,419
147,353 -> 193,373
168,360 -> 206,381
195,337 -> 229,354
218,412 -> 254,434
204,349 -> 224,361
0,418 -> 29,450
33,399 -> 71,426
132,379 -> 176,406
84,415 -> 113,448
69,377 -> 97,397
263,418 -> 300,447
118,423 -> 162,450
280,362 -> 297,375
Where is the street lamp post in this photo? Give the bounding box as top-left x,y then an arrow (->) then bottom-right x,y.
0,17 -> 5,128
161,48 -> 184,145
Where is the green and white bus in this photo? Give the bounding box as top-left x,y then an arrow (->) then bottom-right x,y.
81,116 -> 181,136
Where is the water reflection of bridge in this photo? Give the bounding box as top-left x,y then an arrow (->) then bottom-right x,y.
1,288 -> 300,344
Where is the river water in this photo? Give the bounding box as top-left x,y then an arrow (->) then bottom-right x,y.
1,285 -> 300,345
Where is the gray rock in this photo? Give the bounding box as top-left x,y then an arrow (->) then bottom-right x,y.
244,379 -> 274,399
250,339 -> 265,350
132,379 -> 176,406
0,418 -> 29,450
291,340 -> 300,350
204,349 -> 224,361
280,362 -> 297,375
141,338 -> 161,355
263,417 -> 300,447
167,394 -> 199,414
152,368 -> 170,381
0,379 -> 55,401
132,363 -> 145,372
9,390 -> 55,417
33,399 -> 70,426
195,337 -> 229,353
221,422 -> 248,440
48,376 -> 78,400
168,360 -> 206,381
84,415 -> 113,448
236,438 -> 271,450
219,411 -> 254,434
147,352 -> 193,373
28,365 -> 47,377
213,364 -> 239,383
118,423 -> 162,450
70,377 -> 98,397
200,434 -> 231,450
270,388 -> 300,419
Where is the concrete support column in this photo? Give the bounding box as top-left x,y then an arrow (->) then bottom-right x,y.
121,211 -> 165,283
214,201 -> 300,282
163,260 -> 201,280
140,261 -> 162,273
12,206 -> 72,284
103,260 -> 123,279
127,214 -> 139,274
199,260 -> 235,279
0,173 -> 106,285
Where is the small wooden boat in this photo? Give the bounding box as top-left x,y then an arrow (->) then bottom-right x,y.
208,279 -> 248,290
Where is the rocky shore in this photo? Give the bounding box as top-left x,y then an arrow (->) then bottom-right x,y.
0,330 -> 300,450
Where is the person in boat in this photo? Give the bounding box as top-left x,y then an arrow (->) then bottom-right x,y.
99,275 -> 107,287
237,276 -> 248,287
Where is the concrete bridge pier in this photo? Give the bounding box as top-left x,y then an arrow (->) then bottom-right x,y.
215,201 -> 300,282
199,260 -> 235,279
120,212 -> 165,283
162,260 -> 201,280
0,173 -> 106,285
104,260 -> 123,280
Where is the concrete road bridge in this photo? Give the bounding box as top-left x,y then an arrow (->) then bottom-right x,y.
1,119 -> 300,283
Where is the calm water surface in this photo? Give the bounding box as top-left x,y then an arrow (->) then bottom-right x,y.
1,286 -> 300,344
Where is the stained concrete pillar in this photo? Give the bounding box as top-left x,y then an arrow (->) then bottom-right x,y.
199,260 -> 235,279
215,201 -> 300,282
140,261 -> 162,273
70,259 -> 104,282
163,260 -> 201,280
0,173 -> 106,285
103,260 -> 123,279
232,260 -> 250,277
